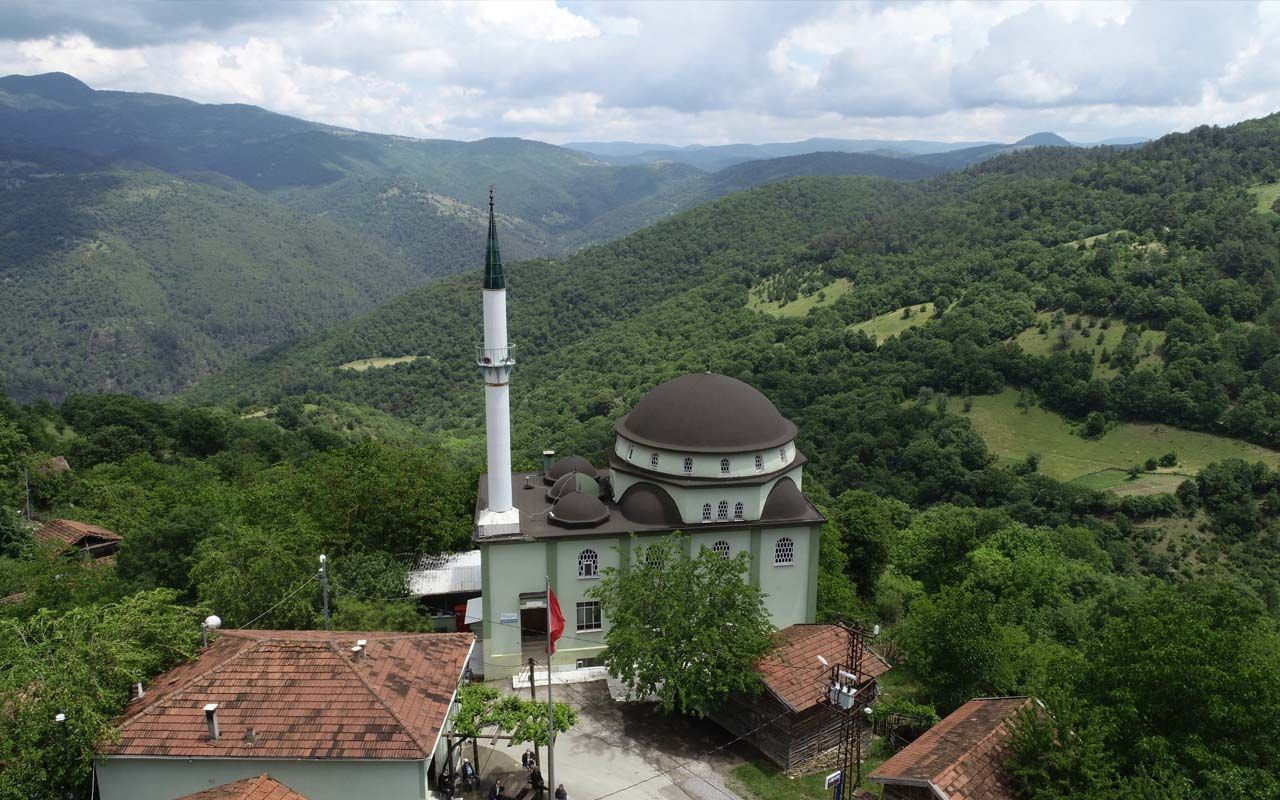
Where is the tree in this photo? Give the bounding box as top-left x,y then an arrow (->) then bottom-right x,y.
588,534 -> 774,716
0,506 -> 32,559
826,489 -> 912,598
0,418 -> 29,509
189,524 -> 318,629
452,684 -> 577,748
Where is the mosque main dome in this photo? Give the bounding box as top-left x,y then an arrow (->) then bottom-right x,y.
614,373 -> 797,454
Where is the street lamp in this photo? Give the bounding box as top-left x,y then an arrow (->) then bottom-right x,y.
201,614 -> 222,648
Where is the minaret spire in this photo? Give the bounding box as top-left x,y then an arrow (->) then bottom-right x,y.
476,187 -> 519,535
484,185 -> 505,290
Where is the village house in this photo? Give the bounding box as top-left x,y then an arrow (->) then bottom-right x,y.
34,518 -> 121,565
174,774 -> 310,800
867,696 -> 1036,800
711,623 -> 891,772
95,630 -> 474,800
472,192 -> 825,678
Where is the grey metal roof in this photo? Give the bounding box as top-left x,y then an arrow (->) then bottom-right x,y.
408,550 -> 482,596
614,373 -> 798,453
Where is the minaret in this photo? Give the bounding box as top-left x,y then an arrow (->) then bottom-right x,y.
476,188 -> 520,535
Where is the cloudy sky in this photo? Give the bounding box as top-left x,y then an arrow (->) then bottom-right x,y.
0,0 -> 1276,145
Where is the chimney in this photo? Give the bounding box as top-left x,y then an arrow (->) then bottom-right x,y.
244,727 -> 257,744
204,703 -> 220,741
133,681 -> 145,700
351,640 -> 365,659
542,450 -> 556,474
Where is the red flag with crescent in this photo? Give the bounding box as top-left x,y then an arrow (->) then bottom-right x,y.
548,589 -> 565,654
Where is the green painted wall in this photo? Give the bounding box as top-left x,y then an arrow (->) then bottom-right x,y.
757,526 -> 814,627
96,757 -> 426,800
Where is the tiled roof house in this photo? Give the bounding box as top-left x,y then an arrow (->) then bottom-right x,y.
96,630 -> 475,800
868,696 -> 1035,800
175,774 -> 310,800
712,623 -> 892,772
35,518 -> 121,564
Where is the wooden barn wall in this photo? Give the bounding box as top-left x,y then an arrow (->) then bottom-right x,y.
711,692 -> 796,769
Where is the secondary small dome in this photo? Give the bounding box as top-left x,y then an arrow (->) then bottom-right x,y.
548,471 -> 601,501
618,483 -> 682,527
762,478 -> 809,520
615,373 -> 797,454
548,491 -> 611,528
545,454 -> 596,485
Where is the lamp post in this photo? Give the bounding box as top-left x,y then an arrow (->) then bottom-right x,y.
201,614 -> 221,648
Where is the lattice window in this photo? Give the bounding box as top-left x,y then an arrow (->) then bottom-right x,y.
578,548 -> 599,578
734,501 -> 744,520
717,500 -> 729,521
755,454 -> 764,471
775,537 -> 795,565
712,540 -> 731,559
683,456 -> 694,475
702,503 -> 713,522
720,458 -> 730,475
650,452 -> 660,469
778,447 -> 787,464
627,445 -> 634,459
576,601 -> 602,632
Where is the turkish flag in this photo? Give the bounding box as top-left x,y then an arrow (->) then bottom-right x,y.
547,589 -> 565,654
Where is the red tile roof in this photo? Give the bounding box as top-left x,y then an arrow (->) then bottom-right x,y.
755,624 -> 892,713
35,518 -> 121,548
176,774 -> 309,800
868,696 -> 1034,800
102,630 -> 474,761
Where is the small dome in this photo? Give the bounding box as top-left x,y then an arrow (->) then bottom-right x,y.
547,471 -> 601,501
549,490 -> 611,528
615,373 -> 797,454
762,478 -> 809,520
618,483 -> 682,527
545,454 -> 596,485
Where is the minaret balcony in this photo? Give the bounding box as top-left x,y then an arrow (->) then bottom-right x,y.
476,345 -> 516,368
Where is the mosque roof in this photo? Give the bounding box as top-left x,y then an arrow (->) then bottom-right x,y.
614,373 -> 797,453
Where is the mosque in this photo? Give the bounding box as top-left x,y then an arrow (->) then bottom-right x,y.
474,192 -> 824,677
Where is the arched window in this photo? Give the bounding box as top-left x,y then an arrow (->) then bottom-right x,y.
645,546 -> 663,566
578,548 -> 599,578
720,458 -> 730,475
683,456 -> 694,475
627,445 -> 634,460
754,454 -> 764,471
734,501 -> 744,520
717,500 -> 729,521
778,446 -> 787,464
775,537 -> 795,565
701,503 -> 713,522
650,452 -> 660,469
712,541 -> 731,559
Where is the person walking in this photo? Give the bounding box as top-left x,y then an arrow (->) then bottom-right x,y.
529,765 -> 545,800
522,749 -> 536,770
554,784 -> 567,800
460,758 -> 477,791
488,779 -> 504,800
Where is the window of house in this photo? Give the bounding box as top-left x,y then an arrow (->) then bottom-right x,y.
754,454 -> 764,471
720,458 -> 730,475
712,540 -> 731,559
650,452 -> 660,469
717,500 -> 729,521
578,548 -> 599,578
683,456 -> 694,475
734,501 -> 744,520
576,601 -> 602,632
702,503 -> 713,522
775,537 -> 795,565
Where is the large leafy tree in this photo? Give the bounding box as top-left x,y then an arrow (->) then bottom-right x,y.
588,533 -> 775,717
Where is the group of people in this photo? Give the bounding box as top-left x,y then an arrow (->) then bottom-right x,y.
444,751 -> 566,800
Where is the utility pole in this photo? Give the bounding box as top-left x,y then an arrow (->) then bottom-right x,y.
546,576 -> 555,799
23,467 -> 31,520
319,554 -> 330,630
528,657 -> 542,769
820,620 -> 876,800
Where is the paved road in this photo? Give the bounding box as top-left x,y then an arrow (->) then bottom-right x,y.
451,680 -> 751,800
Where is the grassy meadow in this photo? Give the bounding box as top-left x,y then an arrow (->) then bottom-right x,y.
748,277 -> 854,318
849,303 -> 938,343
1014,311 -> 1164,377
338,355 -> 420,371
964,389 -> 1280,487
1249,181 -> 1280,215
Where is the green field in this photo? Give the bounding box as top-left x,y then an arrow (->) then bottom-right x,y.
748,278 -> 854,318
1249,181 -> 1280,215
1014,311 -> 1163,377
1064,228 -> 1166,254
731,752 -> 888,800
338,355 -> 419,371
849,303 -> 937,343
965,390 -> 1280,485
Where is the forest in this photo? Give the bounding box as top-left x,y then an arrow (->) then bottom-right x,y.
3,111 -> 1280,798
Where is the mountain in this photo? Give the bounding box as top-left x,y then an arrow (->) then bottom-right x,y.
1014,132 -> 1074,147
567,137 -> 998,170
912,131 -> 1082,171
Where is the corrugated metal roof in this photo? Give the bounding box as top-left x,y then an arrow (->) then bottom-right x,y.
408,550 -> 482,597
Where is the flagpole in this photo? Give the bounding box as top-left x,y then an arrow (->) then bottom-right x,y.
546,575 -> 555,796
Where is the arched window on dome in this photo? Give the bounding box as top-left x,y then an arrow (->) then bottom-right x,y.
712,540 -> 731,559
720,458 -> 730,475
650,452 -> 660,469
627,445 -> 634,460
775,537 -> 795,566
778,446 -> 787,464
702,503 -> 713,522
754,454 -> 764,471
733,501 -> 744,520
578,548 -> 599,579
683,456 -> 694,475
717,500 -> 729,521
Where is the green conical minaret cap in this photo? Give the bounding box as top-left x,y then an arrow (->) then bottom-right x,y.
483,186 -> 504,290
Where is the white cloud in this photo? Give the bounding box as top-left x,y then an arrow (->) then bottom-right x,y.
0,0 -> 1274,145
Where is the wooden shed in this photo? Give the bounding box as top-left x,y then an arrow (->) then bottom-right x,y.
711,624 -> 891,772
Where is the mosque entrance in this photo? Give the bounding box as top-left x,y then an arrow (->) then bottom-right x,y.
519,592 -> 549,663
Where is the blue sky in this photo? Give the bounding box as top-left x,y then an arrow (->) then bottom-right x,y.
1,1 -> 1276,145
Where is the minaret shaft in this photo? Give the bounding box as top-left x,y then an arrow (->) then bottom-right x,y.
478,188 -> 517,528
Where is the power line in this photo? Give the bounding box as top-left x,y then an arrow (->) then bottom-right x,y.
237,574 -> 318,630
